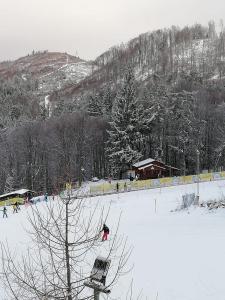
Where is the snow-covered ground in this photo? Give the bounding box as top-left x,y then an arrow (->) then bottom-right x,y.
1,180 -> 225,299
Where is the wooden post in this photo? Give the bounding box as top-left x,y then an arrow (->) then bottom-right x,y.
196,150 -> 200,205
94,289 -> 100,300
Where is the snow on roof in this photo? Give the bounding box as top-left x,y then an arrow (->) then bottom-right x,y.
0,189 -> 31,199
137,163 -> 166,170
133,158 -> 155,168
96,255 -> 111,262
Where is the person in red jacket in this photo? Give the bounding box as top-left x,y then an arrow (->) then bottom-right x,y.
101,224 -> 109,241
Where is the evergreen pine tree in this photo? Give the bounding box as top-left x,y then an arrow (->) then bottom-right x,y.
4,172 -> 14,193
106,67 -> 144,178
52,99 -> 65,117
102,85 -> 114,118
87,94 -> 102,116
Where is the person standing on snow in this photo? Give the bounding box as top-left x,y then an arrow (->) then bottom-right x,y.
3,206 -> 8,218
15,201 -> 20,211
24,196 -> 29,207
13,203 -> 17,213
101,224 -> 109,241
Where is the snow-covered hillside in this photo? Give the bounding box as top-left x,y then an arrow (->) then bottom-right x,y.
0,51 -> 95,106
39,61 -> 94,94
1,180 -> 225,299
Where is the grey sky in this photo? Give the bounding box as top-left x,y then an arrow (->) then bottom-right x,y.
0,0 -> 224,61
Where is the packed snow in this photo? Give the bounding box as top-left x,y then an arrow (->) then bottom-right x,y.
1,180 -> 225,299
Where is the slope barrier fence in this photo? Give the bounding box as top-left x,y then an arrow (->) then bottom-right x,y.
88,171 -> 225,197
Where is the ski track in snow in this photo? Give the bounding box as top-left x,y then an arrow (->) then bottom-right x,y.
1,180 -> 225,299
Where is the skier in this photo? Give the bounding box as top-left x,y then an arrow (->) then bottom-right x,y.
3,206 -> 7,218
15,201 -> 20,211
13,203 -> 17,213
45,193 -> 48,202
24,196 -> 29,207
101,224 -> 109,241
116,182 -> 119,192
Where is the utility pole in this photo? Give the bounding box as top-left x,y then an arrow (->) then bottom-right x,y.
196,149 -> 200,205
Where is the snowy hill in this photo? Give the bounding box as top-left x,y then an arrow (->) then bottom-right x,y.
51,22 -> 225,104
0,52 -> 80,78
1,23 -> 224,116
1,180 -> 225,299
0,51 -> 94,99
0,51 -> 96,118
38,58 -> 94,94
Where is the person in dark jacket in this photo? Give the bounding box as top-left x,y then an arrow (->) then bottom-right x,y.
3,206 -> 7,218
116,182 -> 119,192
101,224 -> 109,241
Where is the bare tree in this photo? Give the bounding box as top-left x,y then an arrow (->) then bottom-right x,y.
1,194 -> 131,299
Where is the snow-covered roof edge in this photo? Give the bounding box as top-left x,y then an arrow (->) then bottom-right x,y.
133,158 -> 155,168
138,163 -> 166,170
0,189 -> 31,199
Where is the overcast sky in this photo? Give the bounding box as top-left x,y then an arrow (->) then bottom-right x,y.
0,0 -> 224,61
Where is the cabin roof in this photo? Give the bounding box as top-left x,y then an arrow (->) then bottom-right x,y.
0,189 -> 32,200
137,163 -> 166,170
133,158 -> 155,168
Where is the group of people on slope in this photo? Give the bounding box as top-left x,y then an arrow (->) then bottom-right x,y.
2,200 -> 111,243
2,207 -> 111,242
2,193 -> 49,218
2,201 -> 21,218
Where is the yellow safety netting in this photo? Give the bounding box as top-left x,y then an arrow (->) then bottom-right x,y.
0,197 -> 24,207
89,171 -> 225,196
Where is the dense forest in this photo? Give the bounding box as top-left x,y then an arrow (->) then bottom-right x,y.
1,22 -> 225,194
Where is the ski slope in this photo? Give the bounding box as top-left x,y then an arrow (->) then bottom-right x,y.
1,180 -> 225,299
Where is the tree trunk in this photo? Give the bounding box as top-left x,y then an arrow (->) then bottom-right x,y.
65,197 -> 72,300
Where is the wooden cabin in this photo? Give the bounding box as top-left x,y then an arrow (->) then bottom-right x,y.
0,189 -> 34,206
125,158 -> 180,180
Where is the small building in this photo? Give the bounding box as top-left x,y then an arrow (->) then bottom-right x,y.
0,189 -> 34,205
124,158 -> 180,180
